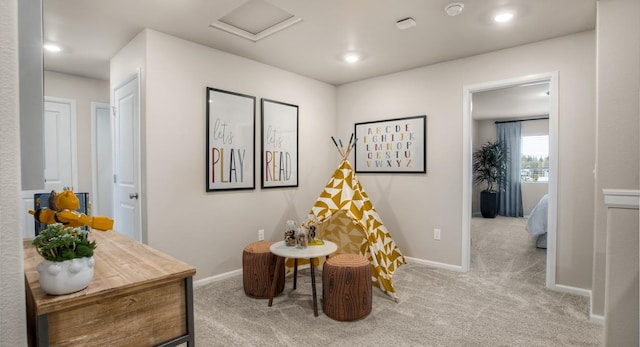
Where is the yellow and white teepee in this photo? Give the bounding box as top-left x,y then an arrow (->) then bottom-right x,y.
308,159 -> 405,299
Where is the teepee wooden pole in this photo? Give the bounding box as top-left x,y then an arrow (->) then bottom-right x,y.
332,134 -> 358,160
344,133 -> 356,158
331,136 -> 345,157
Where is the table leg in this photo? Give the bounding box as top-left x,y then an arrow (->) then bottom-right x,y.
37,313 -> 49,346
310,258 -> 318,317
185,277 -> 194,346
293,258 -> 298,290
268,256 -> 284,307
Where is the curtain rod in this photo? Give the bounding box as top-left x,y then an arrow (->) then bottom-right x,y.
495,117 -> 549,124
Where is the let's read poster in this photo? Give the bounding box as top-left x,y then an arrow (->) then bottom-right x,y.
261,99 -> 298,188
354,115 -> 426,173
206,88 -> 255,191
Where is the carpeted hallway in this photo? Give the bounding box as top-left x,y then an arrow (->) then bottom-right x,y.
192,216 -> 603,346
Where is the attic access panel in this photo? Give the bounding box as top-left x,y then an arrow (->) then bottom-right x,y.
210,0 -> 302,42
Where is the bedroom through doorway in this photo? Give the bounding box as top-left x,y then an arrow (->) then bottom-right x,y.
463,73 -> 557,289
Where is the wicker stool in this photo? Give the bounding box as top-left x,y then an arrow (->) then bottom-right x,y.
322,253 -> 372,321
243,241 -> 284,298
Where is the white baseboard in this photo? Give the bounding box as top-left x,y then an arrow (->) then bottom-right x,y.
404,256 -> 464,272
551,284 -> 605,325
193,263 -> 306,289
551,283 -> 591,297
589,295 -> 605,325
193,269 -> 242,288
589,313 -> 605,325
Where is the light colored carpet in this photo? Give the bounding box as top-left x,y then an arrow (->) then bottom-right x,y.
193,216 -> 602,346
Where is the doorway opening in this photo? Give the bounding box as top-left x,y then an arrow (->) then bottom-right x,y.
91,102 -> 113,217
462,72 -> 559,289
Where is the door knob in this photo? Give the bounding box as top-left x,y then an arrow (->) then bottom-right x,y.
129,193 -> 139,200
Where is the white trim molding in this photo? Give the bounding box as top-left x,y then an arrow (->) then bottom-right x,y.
590,313 -> 605,325
192,258 -> 463,296
603,189 -> 640,209
404,256 -> 464,272
194,269 -> 242,288
553,283 -> 591,297
590,293 -> 606,325
551,283 -> 605,324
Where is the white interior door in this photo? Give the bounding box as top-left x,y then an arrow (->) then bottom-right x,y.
21,97 -> 77,237
43,99 -> 75,191
113,75 -> 142,241
92,102 -> 113,217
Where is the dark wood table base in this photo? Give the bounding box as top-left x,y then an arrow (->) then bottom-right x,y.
268,257 -> 321,317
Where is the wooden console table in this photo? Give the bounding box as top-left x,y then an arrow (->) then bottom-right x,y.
24,230 -> 197,346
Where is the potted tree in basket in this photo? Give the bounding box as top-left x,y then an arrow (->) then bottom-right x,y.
472,140 -> 507,218
32,223 -> 97,295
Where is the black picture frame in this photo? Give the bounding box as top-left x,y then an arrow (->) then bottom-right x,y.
205,87 -> 256,191
260,98 -> 299,188
354,115 -> 427,173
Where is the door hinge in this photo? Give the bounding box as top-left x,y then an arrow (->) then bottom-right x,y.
113,174 -> 117,183
112,106 -> 116,116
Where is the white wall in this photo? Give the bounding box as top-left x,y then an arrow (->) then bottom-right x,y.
44,71 -> 109,193
592,0 -> 640,318
116,30 -> 337,280
0,0 -> 28,344
337,31 -> 596,289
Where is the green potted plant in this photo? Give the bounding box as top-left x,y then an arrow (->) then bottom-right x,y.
32,223 -> 96,295
472,140 -> 507,218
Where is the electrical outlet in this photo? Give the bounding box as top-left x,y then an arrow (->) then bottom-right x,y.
258,229 -> 265,241
434,228 -> 441,240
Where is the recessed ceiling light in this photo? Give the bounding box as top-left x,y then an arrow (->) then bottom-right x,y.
494,12 -> 514,23
344,53 -> 360,63
43,43 -> 62,53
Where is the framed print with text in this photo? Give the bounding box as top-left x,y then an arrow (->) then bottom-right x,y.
354,115 -> 426,173
206,87 -> 255,191
261,99 -> 298,188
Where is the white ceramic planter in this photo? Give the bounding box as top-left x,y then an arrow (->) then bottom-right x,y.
36,256 -> 95,295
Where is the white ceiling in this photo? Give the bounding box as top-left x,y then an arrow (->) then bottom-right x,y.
43,0 -> 596,86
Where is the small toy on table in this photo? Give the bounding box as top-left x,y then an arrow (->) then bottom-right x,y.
284,220 -> 297,246
29,188 -> 114,231
304,216 -> 324,246
295,227 -> 308,249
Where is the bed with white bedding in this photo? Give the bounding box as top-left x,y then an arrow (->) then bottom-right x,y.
525,194 -> 548,249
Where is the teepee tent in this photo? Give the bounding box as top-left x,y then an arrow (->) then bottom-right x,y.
307,158 -> 406,299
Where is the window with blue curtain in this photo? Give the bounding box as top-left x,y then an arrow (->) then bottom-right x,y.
497,122 -> 523,217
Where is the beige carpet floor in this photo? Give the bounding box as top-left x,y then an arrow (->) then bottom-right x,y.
192,216 -> 603,346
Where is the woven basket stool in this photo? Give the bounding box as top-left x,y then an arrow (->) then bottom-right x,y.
242,241 -> 284,298
322,253 -> 372,321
